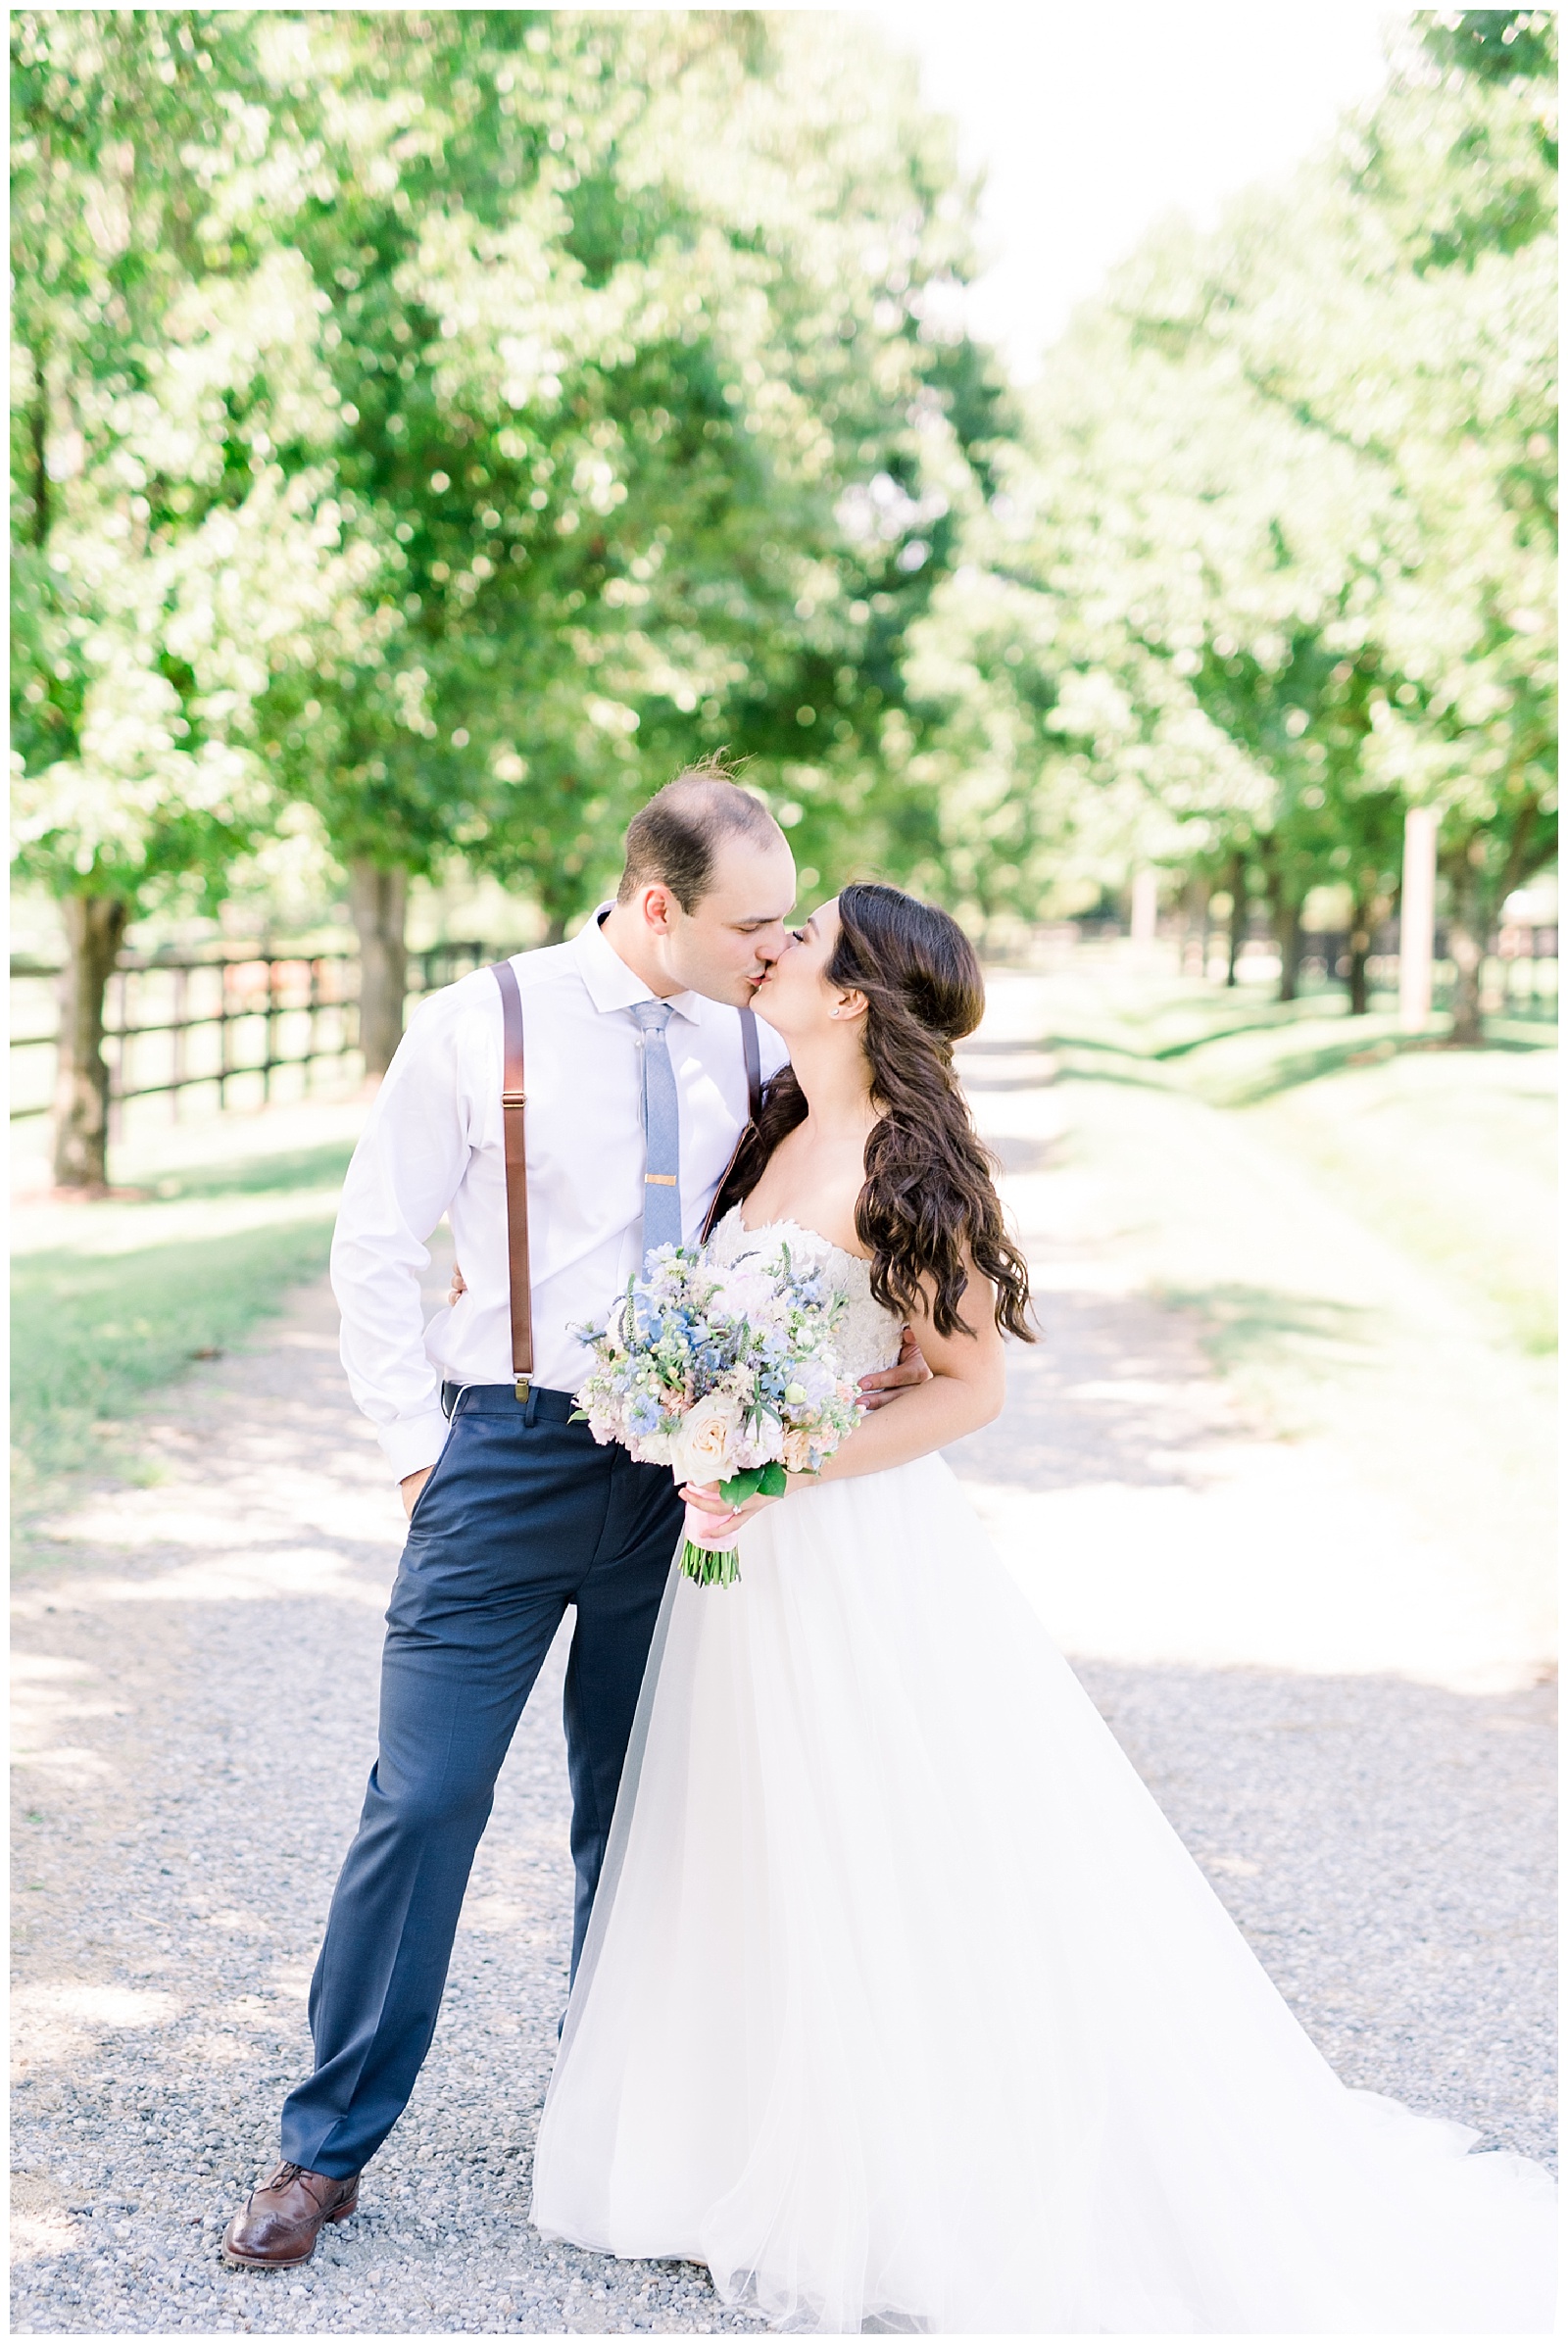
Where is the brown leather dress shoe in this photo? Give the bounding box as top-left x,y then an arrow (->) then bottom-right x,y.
221,2161 -> 361,2269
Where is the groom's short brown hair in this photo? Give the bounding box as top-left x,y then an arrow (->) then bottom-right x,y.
618,758 -> 784,912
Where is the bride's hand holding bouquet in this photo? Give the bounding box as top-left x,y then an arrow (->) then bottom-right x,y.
573,1240 -> 859,1585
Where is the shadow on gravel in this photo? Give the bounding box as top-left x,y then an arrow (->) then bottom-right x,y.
951,1285 -> 1248,1494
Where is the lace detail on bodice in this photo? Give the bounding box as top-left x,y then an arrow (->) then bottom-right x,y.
704,1206 -> 903,1382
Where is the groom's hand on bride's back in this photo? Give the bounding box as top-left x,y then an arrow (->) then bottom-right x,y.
858,1328 -> 931,1411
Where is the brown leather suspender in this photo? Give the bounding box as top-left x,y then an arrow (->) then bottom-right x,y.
490,960 -> 534,1399
489,961 -> 762,1399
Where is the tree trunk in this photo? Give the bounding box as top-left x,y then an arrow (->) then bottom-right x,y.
544,913 -> 568,948
52,895 -> 127,1191
1346,890 -> 1375,1016
1277,896 -> 1304,1001
1225,856 -> 1247,988
349,860 -> 409,1078
1445,854 -> 1487,1048
29,364 -> 49,548
1263,860 -> 1304,1002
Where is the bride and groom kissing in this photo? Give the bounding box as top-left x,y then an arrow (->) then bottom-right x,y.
220,769 -> 1554,2332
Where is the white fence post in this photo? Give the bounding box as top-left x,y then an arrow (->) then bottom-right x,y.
1130,868 -> 1158,946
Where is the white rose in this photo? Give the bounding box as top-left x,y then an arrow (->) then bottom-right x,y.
668,1392 -> 742,1484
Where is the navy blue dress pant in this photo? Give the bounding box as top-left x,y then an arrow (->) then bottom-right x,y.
279,1384 -> 683,2177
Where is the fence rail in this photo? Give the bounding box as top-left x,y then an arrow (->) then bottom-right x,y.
9,940 -> 516,1127
1165,918 -> 1558,1018
11,918 -> 1557,1135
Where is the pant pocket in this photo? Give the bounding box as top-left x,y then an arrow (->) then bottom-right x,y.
406,1427 -> 458,1532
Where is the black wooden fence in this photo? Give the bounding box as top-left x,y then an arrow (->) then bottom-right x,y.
11,918 -> 1556,1133
9,940 -> 517,1126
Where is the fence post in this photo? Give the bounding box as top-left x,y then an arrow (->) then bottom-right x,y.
1130,869 -> 1158,947
1398,807 -> 1440,1033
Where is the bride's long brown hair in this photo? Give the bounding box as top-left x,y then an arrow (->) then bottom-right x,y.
714,883 -> 1036,1342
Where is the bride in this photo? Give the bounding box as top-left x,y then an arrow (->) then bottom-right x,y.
529,882 -> 1555,2334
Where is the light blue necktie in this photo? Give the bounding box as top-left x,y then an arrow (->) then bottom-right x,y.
630,999 -> 682,1263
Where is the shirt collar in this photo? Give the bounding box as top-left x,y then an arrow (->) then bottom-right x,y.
570,903 -> 703,1023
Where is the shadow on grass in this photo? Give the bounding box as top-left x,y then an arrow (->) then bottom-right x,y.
1156,1282 -> 1378,1380
1050,1053 -> 1179,1095
1191,1037 -> 1423,1107
144,1142 -> 356,1203
958,1033 -> 1177,1097
1151,1011 -> 1351,1062
12,1214 -> 339,1535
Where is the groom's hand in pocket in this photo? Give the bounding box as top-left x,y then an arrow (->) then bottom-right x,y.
858,1327 -> 931,1412
400,1467 -> 433,1519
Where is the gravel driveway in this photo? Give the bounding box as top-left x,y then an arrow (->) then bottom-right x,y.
11,1037 -> 1556,2335
13,1273 -> 1555,2336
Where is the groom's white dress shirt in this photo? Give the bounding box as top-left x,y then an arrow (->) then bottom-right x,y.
330,908 -> 787,1483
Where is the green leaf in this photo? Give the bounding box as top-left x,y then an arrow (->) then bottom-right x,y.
718,1465 -> 766,1506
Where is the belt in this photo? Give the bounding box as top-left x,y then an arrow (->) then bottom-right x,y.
441,1381 -> 579,1426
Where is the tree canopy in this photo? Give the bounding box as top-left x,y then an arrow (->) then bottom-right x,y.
912,6 -> 1556,1032
11,5 -> 1556,1188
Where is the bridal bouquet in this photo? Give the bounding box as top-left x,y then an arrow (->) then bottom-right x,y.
573,1241 -> 860,1586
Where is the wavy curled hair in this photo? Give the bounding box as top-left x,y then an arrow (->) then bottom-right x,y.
713,883 -> 1036,1342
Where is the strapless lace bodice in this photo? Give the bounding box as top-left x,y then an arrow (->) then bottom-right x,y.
704,1206 -> 902,1382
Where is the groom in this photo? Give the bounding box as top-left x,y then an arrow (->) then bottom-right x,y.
223,771 -> 923,2270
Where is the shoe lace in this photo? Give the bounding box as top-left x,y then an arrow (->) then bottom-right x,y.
265,2161 -> 311,2193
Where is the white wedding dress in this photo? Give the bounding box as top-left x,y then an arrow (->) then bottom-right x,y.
530,1212 -> 1556,2334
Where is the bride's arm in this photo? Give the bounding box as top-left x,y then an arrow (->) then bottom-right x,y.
816,1260 -> 1006,1479
681,1256 -> 1007,1539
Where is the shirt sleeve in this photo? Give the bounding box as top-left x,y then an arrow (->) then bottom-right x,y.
329,986 -> 480,1481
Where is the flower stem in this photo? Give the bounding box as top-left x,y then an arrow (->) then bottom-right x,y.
679,1537 -> 740,1587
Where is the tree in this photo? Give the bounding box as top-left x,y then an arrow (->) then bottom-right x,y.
919,9 -> 1554,1039
254,9 -> 1003,1048
10,11 -> 381,1181
15,9 -> 1007,1106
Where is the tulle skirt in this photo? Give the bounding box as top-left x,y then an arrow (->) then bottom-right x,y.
529,1455 -> 1556,2333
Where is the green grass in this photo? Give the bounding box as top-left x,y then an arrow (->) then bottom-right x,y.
138,1141 -> 359,1204
1245,1050 -> 1558,1355
1040,959 -> 1557,1358
11,1137 -> 355,1536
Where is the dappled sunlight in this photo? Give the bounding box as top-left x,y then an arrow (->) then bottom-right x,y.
203,1912 -> 276,1940
12,1652 -> 120,1782
12,1983 -> 183,2074
975,1443 -> 1546,1694
10,2176 -> 85,2268
28,1547 -> 391,1612
953,964 -> 1556,1694
180,2030 -> 268,2067
459,1894 -> 558,1944
12,1183 -> 349,1265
